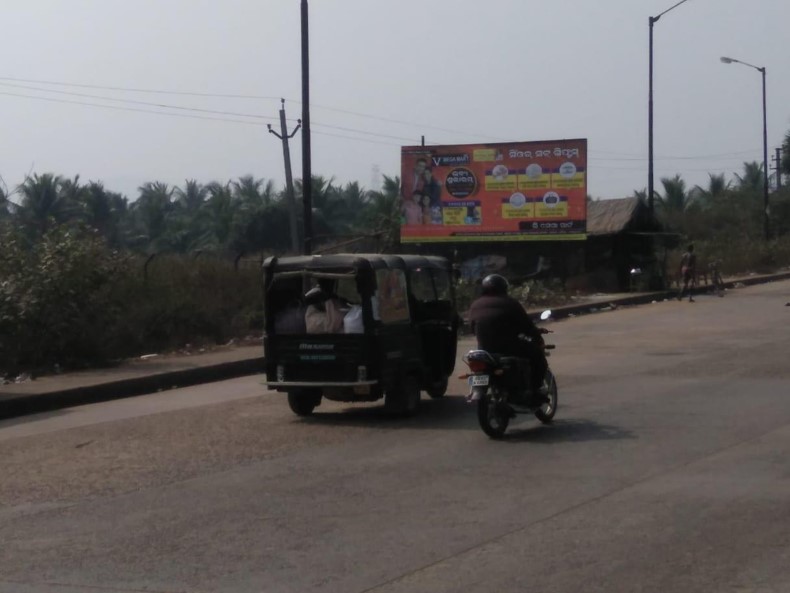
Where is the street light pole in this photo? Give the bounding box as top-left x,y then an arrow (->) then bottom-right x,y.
648,0 -> 692,214
649,16 -> 656,213
301,0 -> 313,255
761,66 -> 769,240
720,56 -> 770,240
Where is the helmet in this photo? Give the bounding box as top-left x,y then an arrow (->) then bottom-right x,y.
481,274 -> 509,296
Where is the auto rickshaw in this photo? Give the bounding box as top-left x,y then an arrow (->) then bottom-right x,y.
263,254 -> 459,416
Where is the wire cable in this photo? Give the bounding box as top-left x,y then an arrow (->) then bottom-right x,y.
0,76 -> 508,141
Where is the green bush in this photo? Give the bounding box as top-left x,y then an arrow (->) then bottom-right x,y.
115,255 -> 263,354
0,225 -> 263,376
0,226 -> 131,374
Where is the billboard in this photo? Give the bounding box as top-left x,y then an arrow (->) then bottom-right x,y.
400,139 -> 587,242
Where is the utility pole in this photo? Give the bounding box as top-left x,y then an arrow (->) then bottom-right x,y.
648,0 -> 693,215
301,0 -> 313,255
268,99 -> 301,254
773,147 -> 783,190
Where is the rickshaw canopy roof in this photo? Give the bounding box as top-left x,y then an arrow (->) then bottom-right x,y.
263,253 -> 451,274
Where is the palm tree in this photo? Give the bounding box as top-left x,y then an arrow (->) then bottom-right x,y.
15,173 -> 77,237
174,179 -> 208,215
362,175 -> 401,251
205,181 -> 238,249
339,181 -> 369,222
735,162 -> 764,195
232,175 -> 276,210
295,176 -> 344,240
0,177 -> 13,222
80,181 -> 128,246
59,175 -> 87,206
658,174 -> 692,213
129,181 -> 175,251
692,173 -> 731,207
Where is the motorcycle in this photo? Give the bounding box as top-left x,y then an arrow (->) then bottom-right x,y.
462,310 -> 558,439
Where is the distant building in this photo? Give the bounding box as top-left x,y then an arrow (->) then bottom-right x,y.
582,197 -> 673,292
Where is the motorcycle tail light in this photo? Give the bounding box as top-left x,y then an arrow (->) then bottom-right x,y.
467,359 -> 489,373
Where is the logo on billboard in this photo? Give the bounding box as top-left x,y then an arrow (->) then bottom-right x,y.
445,167 -> 477,199
559,162 -> 577,179
432,154 -> 470,167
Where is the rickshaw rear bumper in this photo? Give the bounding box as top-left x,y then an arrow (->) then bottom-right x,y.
264,380 -> 379,388
265,380 -> 381,402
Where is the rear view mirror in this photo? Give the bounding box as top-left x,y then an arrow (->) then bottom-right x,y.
540,310 -> 552,321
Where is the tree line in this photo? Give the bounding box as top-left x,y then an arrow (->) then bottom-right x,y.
0,173 -> 402,255
638,157 -> 790,241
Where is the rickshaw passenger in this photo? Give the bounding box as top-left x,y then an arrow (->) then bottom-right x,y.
274,298 -> 306,334
304,281 -> 348,333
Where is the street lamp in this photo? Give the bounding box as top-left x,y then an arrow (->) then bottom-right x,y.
649,0 -> 692,214
301,0 -> 313,255
720,56 -> 769,241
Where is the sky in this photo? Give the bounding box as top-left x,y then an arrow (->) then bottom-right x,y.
2,0 -> 789,202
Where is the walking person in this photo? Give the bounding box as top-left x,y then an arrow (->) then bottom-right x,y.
677,244 -> 697,302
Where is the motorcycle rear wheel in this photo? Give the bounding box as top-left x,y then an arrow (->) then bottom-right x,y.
477,391 -> 509,439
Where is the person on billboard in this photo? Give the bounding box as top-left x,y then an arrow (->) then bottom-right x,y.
411,158 -> 428,193
422,167 -> 442,208
420,194 -> 433,225
402,191 -> 424,225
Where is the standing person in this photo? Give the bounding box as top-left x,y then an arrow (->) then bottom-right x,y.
678,244 -> 697,302
469,274 -> 548,405
411,158 -> 428,193
422,167 -> 442,208
402,191 -> 424,225
420,194 -> 432,225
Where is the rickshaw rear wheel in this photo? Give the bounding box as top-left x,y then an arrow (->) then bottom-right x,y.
287,389 -> 321,416
427,377 -> 448,399
385,374 -> 421,416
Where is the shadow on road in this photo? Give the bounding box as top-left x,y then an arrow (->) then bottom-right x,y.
299,394 -> 476,431
503,418 -> 636,444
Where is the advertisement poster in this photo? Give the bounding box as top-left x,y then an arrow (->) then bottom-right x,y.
400,139 -> 587,242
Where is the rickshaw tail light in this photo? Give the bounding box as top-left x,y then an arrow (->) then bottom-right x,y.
357,366 -> 368,382
467,359 -> 489,373
276,365 -> 285,382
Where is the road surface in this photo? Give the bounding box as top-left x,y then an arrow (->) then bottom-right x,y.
2,280 -> 790,593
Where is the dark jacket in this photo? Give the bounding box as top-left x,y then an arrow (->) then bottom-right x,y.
468,295 -> 541,356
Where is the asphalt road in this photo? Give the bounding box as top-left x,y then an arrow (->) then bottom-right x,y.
2,281 -> 790,593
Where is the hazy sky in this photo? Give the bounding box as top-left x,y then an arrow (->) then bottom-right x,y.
2,0 -> 789,201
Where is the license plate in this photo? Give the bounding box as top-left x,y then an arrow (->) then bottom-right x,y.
468,375 -> 489,387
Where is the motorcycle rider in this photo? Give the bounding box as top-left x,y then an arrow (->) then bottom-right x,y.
468,274 -> 548,404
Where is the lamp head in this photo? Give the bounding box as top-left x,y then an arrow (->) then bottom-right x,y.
720,57 -> 735,64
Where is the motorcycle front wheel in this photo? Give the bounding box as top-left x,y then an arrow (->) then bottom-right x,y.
477,389 -> 510,439
535,370 -> 558,424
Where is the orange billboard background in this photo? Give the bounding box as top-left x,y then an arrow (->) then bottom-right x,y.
400,139 -> 587,242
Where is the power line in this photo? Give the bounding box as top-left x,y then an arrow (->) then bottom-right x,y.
0,75 -> 282,101
0,82 -> 279,122
0,75 -> 507,141
0,77 -> 767,160
312,130 -> 400,147
0,81 -> 421,143
0,90 -> 401,147
0,90 -> 272,125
